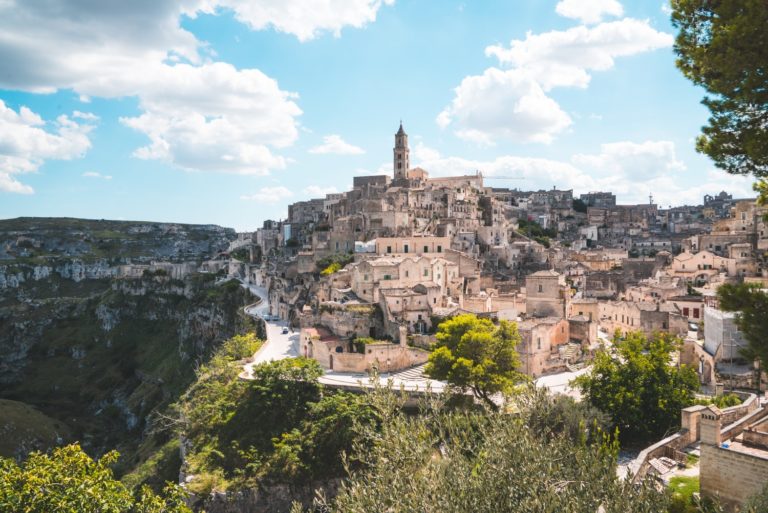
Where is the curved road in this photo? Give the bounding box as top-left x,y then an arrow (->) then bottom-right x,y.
237,278 -> 587,397
239,283 -> 300,380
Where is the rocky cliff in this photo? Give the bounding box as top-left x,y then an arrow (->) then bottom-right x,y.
0,218 -> 256,473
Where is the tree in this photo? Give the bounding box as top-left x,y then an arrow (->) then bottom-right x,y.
573,332 -> 699,444
0,444 -> 190,513
671,0 -> 768,177
307,389 -> 670,513
425,314 -> 523,410
717,283 -> 768,374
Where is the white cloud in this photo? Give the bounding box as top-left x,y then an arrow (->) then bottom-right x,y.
555,0 -> 623,25
118,62 -> 301,175
437,68 -> 572,145
309,134 -> 365,155
0,100 -> 94,194
485,19 -> 673,91
0,0 -> 391,177
303,185 -> 339,197
572,140 -> 685,180
661,2 -> 673,16
439,16 -> 672,145
72,111 -> 100,121
82,171 -> 112,180
200,0 -> 395,42
412,139 -> 749,207
240,186 -> 294,203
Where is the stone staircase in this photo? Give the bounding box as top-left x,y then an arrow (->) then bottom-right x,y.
389,364 -> 429,381
648,456 -> 680,476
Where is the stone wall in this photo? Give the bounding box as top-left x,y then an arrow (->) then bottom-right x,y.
700,444 -> 768,511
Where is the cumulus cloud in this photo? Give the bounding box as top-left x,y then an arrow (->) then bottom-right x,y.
240,186 -> 294,203
201,0 -> 395,42
436,68 -> 572,145
304,185 -> 339,197
0,100 -> 94,194
438,13 -> 672,145
555,0 -> 623,25
0,0 -> 391,176
309,135 -> 365,155
82,171 -> 112,180
485,19 -> 673,90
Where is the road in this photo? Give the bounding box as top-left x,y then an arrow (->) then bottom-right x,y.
237,279 -> 591,397
318,364 -> 447,393
534,366 -> 590,400
239,283 -> 300,380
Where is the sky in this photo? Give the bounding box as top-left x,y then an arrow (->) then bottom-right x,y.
0,0 -> 756,231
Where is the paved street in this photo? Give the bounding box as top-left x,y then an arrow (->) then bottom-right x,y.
239,283 -> 300,380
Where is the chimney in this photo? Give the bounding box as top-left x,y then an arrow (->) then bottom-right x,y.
700,406 -> 722,446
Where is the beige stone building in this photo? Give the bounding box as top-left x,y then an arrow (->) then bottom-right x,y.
700,406 -> 768,512
517,317 -> 571,377
525,269 -> 568,318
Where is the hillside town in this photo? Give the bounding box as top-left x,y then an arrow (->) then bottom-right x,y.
242,124 -> 764,388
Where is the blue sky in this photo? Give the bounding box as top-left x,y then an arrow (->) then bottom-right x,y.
0,0 -> 755,231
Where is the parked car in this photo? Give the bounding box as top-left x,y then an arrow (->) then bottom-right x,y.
689,322 -> 699,332
281,327 -> 289,334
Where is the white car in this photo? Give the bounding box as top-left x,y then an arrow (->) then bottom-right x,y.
281,327 -> 289,334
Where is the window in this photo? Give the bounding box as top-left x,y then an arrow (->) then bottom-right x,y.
433,298 -> 437,304
683,307 -> 690,317
693,308 -> 700,319
383,274 -> 391,280
424,269 -> 429,277
387,245 -> 392,253
364,274 -> 369,281
538,284 -> 543,293
404,244 -> 409,253
437,245 -> 442,253
405,270 -> 409,278
537,338 -> 541,350
424,245 -> 429,253
397,163 -> 402,169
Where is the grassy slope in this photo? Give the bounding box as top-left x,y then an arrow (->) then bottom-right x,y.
0,399 -> 72,458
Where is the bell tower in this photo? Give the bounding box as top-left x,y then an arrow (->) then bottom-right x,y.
393,121 -> 409,182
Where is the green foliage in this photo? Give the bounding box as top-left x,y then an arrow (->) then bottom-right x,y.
671,0 -> 768,178
517,218 -> 557,239
177,351 -> 376,492
425,314 -> 523,410
744,483 -> 768,513
230,247 -> 250,262
0,444 -> 190,513
668,476 -> 700,513
316,253 -> 354,275
693,393 -> 742,409
321,262 -> 342,276
314,389 -> 669,513
266,393 -> 379,481
572,198 -> 588,213
573,332 -> 700,445
353,336 -> 377,353
717,283 -> 768,372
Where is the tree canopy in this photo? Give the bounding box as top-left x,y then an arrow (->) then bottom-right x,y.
309,389 -> 668,513
0,444 -> 190,513
573,332 -> 699,444
717,283 -> 768,373
425,314 -> 523,409
671,0 -> 768,177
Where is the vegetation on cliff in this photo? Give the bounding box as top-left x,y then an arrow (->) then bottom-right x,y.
0,444 -> 190,513
173,350 -> 378,496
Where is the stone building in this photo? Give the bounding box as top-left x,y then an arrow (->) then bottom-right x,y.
525,269 -> 567,318
700,406 -> 768,511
